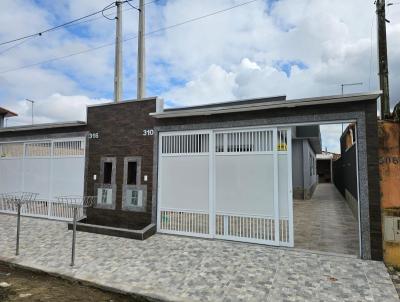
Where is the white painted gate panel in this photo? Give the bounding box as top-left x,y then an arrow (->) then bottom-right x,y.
158,132 -> 211,237
157,127 -> 293,247
0,138 -> 86,221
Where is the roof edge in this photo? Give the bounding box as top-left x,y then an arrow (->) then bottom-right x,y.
87,96 -> 158,108
0,121 -> 86,133
151,91 -> 381,119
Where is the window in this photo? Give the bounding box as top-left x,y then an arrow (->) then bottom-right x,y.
103,162 -> 113,184
97,188 -> 112,205
123,157 -> 145,211
127,161 -> 137,185
127,189 -> 143,207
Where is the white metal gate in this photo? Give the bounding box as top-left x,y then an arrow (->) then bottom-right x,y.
157,127 -> 293,247
0,138 -> 86,221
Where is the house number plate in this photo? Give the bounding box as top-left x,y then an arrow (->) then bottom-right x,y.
143,129 -> 154,136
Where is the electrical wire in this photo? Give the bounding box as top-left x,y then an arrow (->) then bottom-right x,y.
0,38 -> 34,56
0,0 -> 261,75
0,1 -> 119,47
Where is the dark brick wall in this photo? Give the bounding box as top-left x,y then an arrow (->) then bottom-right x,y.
333,145 -> 358,199
85,99 -> 157,229
364,101 -> 382,260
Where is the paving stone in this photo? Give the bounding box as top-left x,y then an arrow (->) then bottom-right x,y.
0,213 -> 398,302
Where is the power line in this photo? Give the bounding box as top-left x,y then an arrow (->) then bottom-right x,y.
0,38 -> 34,56
0,0 -> 260,75
0,1 -> 127,47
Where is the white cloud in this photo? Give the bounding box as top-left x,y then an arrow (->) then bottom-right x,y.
0,0 -> 399,127
6,94 -> 110,126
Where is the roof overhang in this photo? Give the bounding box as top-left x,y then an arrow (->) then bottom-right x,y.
0,107 -> 18,118
0,121 -> 86,133
150,91 -> 381,119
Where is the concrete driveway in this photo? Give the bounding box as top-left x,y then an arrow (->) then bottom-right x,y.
0,214 -> 398,302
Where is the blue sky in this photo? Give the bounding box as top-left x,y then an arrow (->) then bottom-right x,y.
1,0 -> 400,152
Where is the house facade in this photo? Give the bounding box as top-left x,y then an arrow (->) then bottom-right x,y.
0,91 -> 383,260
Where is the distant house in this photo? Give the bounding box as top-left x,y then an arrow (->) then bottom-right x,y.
292,125 -> 322,199
0,107 -> 17,128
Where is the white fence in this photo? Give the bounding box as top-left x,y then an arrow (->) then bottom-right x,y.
0,198 -> 83,221
0,137 -> 86,222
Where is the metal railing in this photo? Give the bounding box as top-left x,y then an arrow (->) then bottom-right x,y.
0,198 -> 83,221
56,196 -> 96,266
0,192 -> 38,255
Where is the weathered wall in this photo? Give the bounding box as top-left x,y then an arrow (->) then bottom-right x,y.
379,120 -> 400,268
85,99 -> 157,229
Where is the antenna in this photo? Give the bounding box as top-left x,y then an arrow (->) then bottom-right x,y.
340,82 -> 363,95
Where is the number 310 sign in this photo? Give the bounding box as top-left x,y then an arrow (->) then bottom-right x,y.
143,129 -> 154,136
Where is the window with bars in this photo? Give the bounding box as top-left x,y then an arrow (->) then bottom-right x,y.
215,130 -> 274,153
161,134 -> 209,154
277,130 -> 288,151
0,143 -> 24,158
25,142 -> 51,157
53,140 -> 85,156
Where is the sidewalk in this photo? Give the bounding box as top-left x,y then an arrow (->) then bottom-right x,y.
0,214 -> 398,302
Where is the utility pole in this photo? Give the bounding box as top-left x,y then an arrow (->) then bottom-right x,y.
25,99 -> 34,125
114,0 -> 123,103
137,0 -> 146,101
376,0 -> 391,119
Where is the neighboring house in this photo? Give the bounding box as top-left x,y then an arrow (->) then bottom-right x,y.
292,125 -> 321,199
0,107 -> 17,128
316,151 -> 340,183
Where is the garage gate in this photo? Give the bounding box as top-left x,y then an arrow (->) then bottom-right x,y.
157,127 -> 293,247
0,137 -> 86,220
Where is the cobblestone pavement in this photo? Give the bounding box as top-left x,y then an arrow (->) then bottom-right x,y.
294,184 -> 359,255
388,266 -> 400,298
0,214 -> 398,302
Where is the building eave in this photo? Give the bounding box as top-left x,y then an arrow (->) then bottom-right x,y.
0,121 -> 87,133
150,91 -> 381,119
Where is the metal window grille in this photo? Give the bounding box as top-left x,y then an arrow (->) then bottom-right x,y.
161,134 -> 209,154
53,140 -> 85,157
0,143 -> 24,158
25,142 -> 51,157
215,130 -> 274,153
277,130 -> 288,151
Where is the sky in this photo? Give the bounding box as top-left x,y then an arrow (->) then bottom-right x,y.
0,0 -> 400,153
